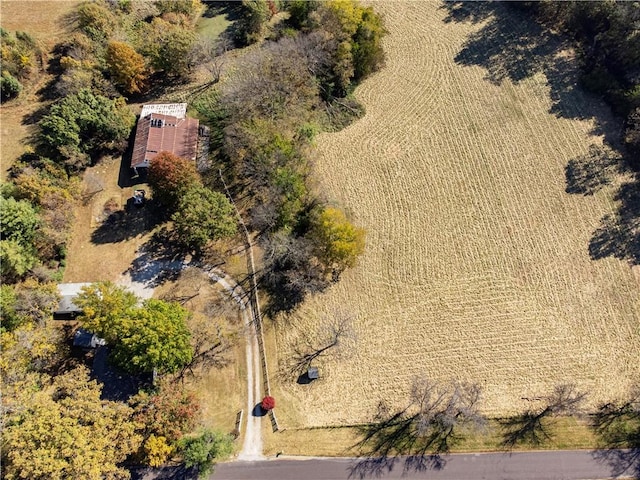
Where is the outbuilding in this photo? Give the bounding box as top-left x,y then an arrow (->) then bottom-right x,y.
54,283 -> 92,319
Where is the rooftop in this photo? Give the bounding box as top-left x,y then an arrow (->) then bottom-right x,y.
130,110 -> 199,170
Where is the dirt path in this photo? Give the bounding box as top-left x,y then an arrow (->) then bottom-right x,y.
116,257 -> 264,460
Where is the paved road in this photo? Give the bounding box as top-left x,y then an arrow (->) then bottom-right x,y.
213,450 -> 639,480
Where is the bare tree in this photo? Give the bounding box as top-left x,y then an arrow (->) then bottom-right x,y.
194,36 -> 232,85
353,377 -> 485,468
592,382 -> 640,478
285,308 -> 357,377
500,383 -> 588,449
160,267 -> 204,305
410,377 -> 485,453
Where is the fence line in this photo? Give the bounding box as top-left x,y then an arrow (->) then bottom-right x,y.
220,170 -> 279,432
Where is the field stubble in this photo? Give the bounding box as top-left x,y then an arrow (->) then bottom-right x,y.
273,2 -> 640,428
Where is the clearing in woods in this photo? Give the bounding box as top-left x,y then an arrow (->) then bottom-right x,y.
272,1 -> 640,429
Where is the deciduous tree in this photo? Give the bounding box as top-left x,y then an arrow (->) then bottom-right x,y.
39,89 -> 135,170
0,196 -> 40,244
148,152 -> 202,209
309,206 -> 365,277
179,429 -> 234,478
172,185 -> 237,251
141,17 -> 197,77
113,299 -> 193,375
130,381 -> 200,443
2,366 -> 141,480
75,281 -> 138,344
106,41 -> 148,94
0,239 -> 37,281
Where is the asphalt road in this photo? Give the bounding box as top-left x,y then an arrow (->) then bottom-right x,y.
212,450 -> 639,480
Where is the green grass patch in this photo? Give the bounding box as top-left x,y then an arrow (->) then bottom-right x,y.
197,14 -> 232,42
264,416 -> 600,457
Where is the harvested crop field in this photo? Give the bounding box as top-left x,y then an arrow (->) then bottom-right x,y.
273,1 -> 640,427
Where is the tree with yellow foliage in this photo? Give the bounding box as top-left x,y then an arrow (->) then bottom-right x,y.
105,41 -> 148,94
310,206 -> 365,277
2,366 -> 141,480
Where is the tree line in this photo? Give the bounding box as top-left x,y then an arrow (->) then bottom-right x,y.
355,377 -> 640,465
196,0 -> 385,312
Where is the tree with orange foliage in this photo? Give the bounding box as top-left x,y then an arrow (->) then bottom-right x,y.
106,41 -> 148,95
148,152 -> 202,209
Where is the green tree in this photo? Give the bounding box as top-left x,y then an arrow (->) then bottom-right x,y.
352,6 -> 386,81
236,0 -> 272,45
0,285 -> 21,331
309,206 -> 365,276
39,89 -> 135,170
106,41 -> 148,94
75,281 -> 138,344
179,429 -> 234,478
77,283 -> 193,375
76,1 -> 116,41
148,151 -> 202,208
113,299 -> 193,375
172,185 -> 237,251
2,366 -> 141,480
285,0 -> 319,30
0,239 -> 37,282
1,196 -> 40,244
141,17 -> 197,77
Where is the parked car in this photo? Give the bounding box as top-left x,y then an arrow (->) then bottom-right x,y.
133,189 -> 146,207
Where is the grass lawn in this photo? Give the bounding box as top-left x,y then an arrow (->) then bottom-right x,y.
263,416 -> 598,457
197,14 -> 232,43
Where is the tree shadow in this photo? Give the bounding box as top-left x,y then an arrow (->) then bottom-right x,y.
348,408 -> 448,479
90,199 -> 165,245
129,464 -> 199,480
124,229 -> 192,289
565,145 -> 622,196
498,411 -> 552,450
589,179 -> 640,266
92,346 -> 151,402
442,2 -> 640,269
441,2 -> 619,142
590,397 -> 640,479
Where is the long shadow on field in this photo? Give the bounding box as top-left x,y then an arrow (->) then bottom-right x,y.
441,1 -> 618,142
564,145 -> 623,196
498,412 -> 554,450
124,228 -> 190,289
91,199 -> 165,244
588,177 -> 640,266
590,389 -> 640,479
348,408 -> 448,479
444,2 -> 640,267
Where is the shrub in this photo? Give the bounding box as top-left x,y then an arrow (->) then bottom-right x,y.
179,429 -> 233,478
0,71 -> 22,101
261,395 -> 276,410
